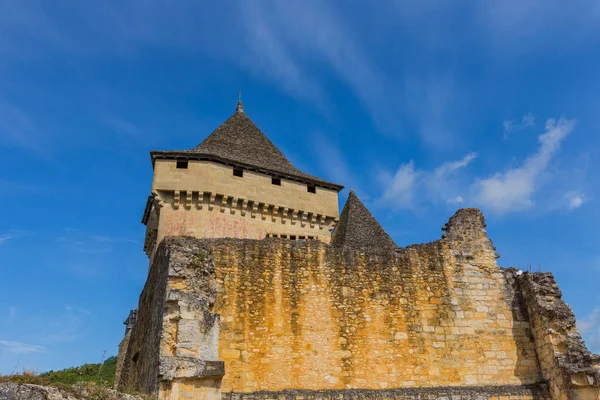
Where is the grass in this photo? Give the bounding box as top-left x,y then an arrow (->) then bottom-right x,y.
0,356 -> 156,398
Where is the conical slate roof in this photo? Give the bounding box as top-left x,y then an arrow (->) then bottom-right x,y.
151,104 -> 343,191
331,190 -> 397,252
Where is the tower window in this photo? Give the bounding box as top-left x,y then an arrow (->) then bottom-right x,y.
176,160 -> 188,169
233,167 -> 243,177
272,177 -> 281,186
307,184 -> 316,194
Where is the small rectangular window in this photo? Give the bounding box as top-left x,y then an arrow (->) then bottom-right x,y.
272,177 -> 281,186
307,184 -> 316,194
233,167 -> 243,177
176,160 -> 188,169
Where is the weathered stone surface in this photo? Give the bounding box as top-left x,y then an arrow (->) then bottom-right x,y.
223,383 -> 550,400
159,356 -> 224,380
0,382 -> 144,400
517,271 -> 600,399
119,208 -> 599,400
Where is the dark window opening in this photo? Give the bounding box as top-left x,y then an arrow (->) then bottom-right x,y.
307,184 -> 316,194
290,235 -> 296,240
272,177 -> 281,186
132,351 -> 140,363
299,236 -> 305,240
233,167 -> 243,177
176,160 -> 188,169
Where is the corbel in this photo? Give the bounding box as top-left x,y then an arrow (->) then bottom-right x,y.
319,215 -> 326,230
251,201 -> 259,218
220,195 -> 229,213
196,191 -> 204,210
173,190 -> 180,209
230,197 -> 238,214
310,213 -> 316,228
241,199 -> 248,216
208,193 -> 217,211
300,211 -> 307,227
185,191 -> 192,209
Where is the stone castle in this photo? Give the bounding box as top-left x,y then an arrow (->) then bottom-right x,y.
115,101 -> 600,400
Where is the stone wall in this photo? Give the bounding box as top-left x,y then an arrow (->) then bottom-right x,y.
116,240 -> 172,394
517,272 -> 600,400
143,159 -> 340,258
119,209 -> 599,400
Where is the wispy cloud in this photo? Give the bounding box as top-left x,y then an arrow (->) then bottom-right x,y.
474,118 -> 576,214
0,230 -> 28,245
379,117 -> 576,215
403,75 -> 463,147
311,134 -> 363,195
578,307 -> 600,352
380,152 -> 477,210
503,113 -> 536,139
103,114 -> 140,137
37,305 -> 91,345
0,340 -> 45,354
56,229 -> 136,254
565,191 -> 586,210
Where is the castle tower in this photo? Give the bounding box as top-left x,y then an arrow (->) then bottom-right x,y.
141,101 -> 344,258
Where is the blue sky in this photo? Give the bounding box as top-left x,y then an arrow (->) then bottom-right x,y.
1,1 -> 600,374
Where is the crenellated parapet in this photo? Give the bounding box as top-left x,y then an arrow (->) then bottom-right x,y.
142,188 -> 339,259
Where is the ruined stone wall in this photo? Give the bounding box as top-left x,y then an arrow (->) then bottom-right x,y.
209,214 -> 541,393
120,209 -> 599,400
117,241 -> 172,394
518,272 -> 600,400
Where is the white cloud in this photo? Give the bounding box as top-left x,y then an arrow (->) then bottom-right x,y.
0,340 -> 45,354
565,191 -> 586,210
473,118 -> 576,214
379,117 -> 576,214
381,161 -> 419,209
380,153 -> 477,209
503,113 -> 536,139
0,230 -> 28,245
238,0 -> 387,121
578,307 -> 600,352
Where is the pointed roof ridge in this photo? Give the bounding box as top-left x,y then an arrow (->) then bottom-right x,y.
150,108 -> 343,191
331,189 -> 397,252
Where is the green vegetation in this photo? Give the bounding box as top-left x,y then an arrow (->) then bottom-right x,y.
1,355 -> 117,387
0,356 -> 155,398
40,355 -> 118,386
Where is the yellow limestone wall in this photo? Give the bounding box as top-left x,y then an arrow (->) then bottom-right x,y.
152,160 -> 339,217
122,209 -> 600,400
211,241 -> 541,393
148,159 -> 340,253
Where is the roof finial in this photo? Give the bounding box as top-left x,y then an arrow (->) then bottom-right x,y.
236,89 -> 244,113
